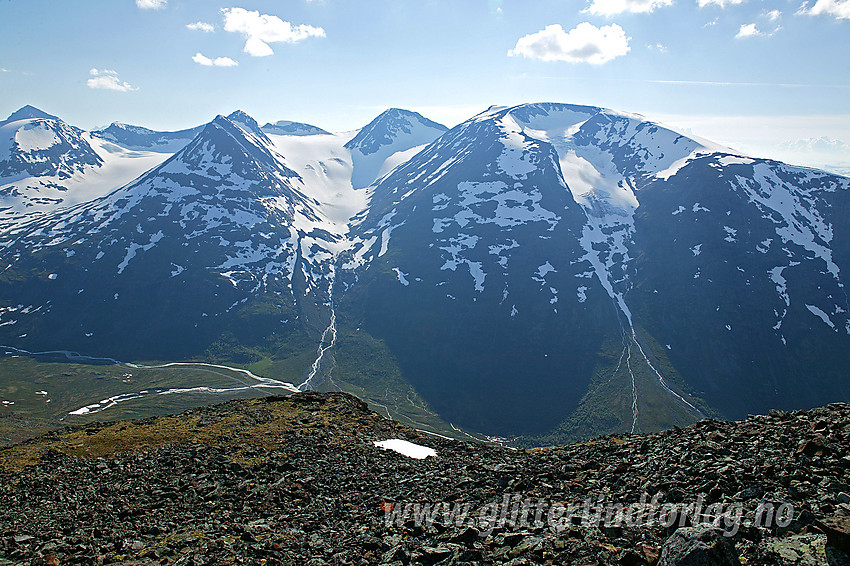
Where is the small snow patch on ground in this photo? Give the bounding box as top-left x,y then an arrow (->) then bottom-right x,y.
48,273 -> 58,280
718,156 -> 755,167
373,439 -> 436,459
392,267 -> 409,286
806,304 -> 837,331
536,261 -> 556,278
690,244 -> 702,256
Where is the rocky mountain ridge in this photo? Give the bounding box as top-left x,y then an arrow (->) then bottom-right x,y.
1,392 -> 849,565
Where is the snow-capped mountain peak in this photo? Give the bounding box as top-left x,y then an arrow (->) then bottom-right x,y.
345,108 -> 447,156
225,110 -> 272,145
0,105 -> 59,127
344,108 -> 448,189
0,111 -> 102,182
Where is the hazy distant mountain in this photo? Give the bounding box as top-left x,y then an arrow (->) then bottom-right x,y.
92,122 -> 203,153
262,120 -> 331,137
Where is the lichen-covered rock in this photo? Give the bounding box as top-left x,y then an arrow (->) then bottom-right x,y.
658,526 -> 740,566
764,534 -> 828,566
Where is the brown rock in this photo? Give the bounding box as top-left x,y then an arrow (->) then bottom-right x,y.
814,516 -> 850,553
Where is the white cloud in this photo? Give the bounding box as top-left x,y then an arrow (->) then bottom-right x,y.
764,9 -> 782,20
86,69 -> 138,92
735,22 -> 779,37
136,0 -> 166,9
243,36 -> 275,57
192,53 -> 238,67
186,22 -> 214,32
736,23 -> 763,37
796,0 -> 850,20
508,23 -> 631,65
698,0 -> 746,7
585,0 -> 673,16
221,7 -> 325,57
648,43 -> 668,52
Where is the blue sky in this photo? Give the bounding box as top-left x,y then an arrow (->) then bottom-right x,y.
1,0 -> 848,171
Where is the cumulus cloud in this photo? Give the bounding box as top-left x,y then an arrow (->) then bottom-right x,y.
508,23 -> 631,64
87,69 -> 138,92
186,22 -> 214,32
585,0 -> 673,16
698,0 -> 746,7
136,0 -> 166,9
192,53 -> 238,67
764,9 -> 783,20
796,0 -> 850,19
221,7 -> 325,57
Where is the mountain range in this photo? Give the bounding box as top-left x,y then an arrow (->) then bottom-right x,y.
1,102 -> 848,443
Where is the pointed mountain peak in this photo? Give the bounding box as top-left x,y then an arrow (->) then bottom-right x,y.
343,109 -> 449,189
376,107 -> 443,125
345,108 -> 447,156
2,105 -> 60,126
225,110 -> 271,144
262,120 -> 331,137
158,112 -> 295,181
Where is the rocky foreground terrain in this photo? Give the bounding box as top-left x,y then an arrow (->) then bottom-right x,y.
0,392 -> 849,566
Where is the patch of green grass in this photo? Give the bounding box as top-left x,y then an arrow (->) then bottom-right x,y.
0,355 -> 292,445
